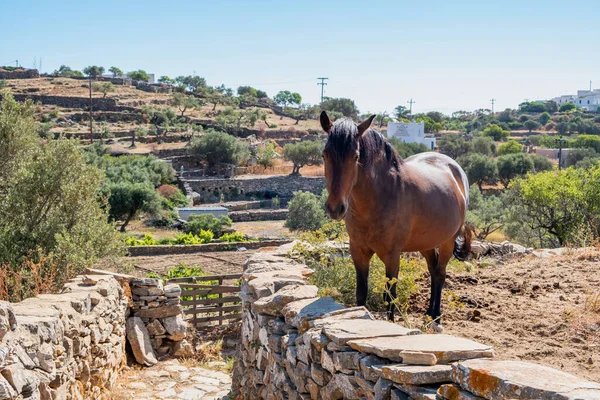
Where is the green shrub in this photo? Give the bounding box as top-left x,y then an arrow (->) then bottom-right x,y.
219,232 -> 247,242
184,214 -> 232,236
285,191 -> 328,231
173,231 -> 213,244
151,209 -> 178,227
125,234 -> 158,246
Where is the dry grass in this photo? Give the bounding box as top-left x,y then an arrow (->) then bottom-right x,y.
0,253 -> 60,302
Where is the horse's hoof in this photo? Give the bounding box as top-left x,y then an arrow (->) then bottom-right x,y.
430,322 -> 444,334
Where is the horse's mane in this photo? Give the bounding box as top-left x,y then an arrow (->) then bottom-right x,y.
325,118 -> 403,170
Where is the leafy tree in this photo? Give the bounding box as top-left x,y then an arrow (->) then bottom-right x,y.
375,112 -> 392,128
467,187 -> 506,239
320,98 -> 359,119
457,153 -> 498,191
256,142 -> 279,168
394,105 -> 410,120
283,140 -> 324,176
92,82 -> 115,98
497,140 -> 522,155
108,66 -> 123,78
53,65 -> 84,78
285,191 -> 328,231
496,153 -> 534,188
555,122 -> 569,135
83,65 -> 105,79
106,182 -> 161,232
0,94 -> 122,299
482,123 -> 510,141
128,70 -> 151,82
416,116 -> 441,133
570,134 -> 600,153
237,86 -> 258,97
518,101 -> 548,113
538,112 -> 551,126
274,90 -> 302,108
171,92 -> 202,117
559,102 -> 577,112
498,109 -> 513,123
438,135 -> 473,159
388,137 -> 429,158
205,86 -> 235,111
472,136 -> 496,156
425,111 -> 444,123
286,104 -> 319,125
531,154 -> 554,172
184,214 -> 232,236
524,119 -> 540,133
565,148 -> 598,168
256,89 -> 268,99
175,75 -> 207,92
188,129 -> 250,167
158,76 -> 175,84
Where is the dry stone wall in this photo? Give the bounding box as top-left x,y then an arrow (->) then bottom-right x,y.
231,248 -> 600,400
0,274 -> 129,400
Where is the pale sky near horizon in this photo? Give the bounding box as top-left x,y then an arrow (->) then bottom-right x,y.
1,0 -> 599,115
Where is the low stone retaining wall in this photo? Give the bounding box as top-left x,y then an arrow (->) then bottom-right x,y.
126,239 -> 291,257
0,69 -> 39,79
0,274 -> 129,399
231,248 -> 600,399
9,94 -> 136,112
229,209 -> 288,222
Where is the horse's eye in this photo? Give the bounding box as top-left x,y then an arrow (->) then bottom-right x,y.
354,153 -> 359,161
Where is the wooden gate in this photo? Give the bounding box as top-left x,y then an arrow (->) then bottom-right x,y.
166,273 -> 243,327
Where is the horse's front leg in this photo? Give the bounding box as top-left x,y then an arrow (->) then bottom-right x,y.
380,251 -> 401,321
350,245 -> 373,307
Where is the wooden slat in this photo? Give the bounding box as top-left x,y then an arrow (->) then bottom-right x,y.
179,283 -> 239,289
180,296 -> 240,306
179,287 -> 240,296
183,305 -> 241,315
188,313 -> 242,325
167,273 -> 242,283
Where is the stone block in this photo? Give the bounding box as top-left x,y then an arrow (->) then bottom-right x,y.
374,377 -> 394,400
359,355 -> 390,383
125,317 -> 157,367
348,334 -> 494,363
393,384 -> 438,400
333,351 -> 360,373
145,319 -> 166,336
133,305 -> 182,319
252,285 -> 319,316
452,359 -> 600,400
334,373 -> 363,400
382,364 -> 453,385
399,351 -> 437,366
282,297 -> 345,332
355,372 -> 375,400
162,314 -> 187,341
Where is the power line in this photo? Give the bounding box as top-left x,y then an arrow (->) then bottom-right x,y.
317,77 -> 329,103
407,98 -> 415,118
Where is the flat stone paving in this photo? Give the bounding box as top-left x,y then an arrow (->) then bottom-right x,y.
113,359 -> 231,400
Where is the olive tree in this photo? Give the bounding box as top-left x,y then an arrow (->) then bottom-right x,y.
283,140 -> 324,176
188,129 -> 250,167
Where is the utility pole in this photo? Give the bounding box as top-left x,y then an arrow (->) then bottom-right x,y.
407,99 -> 415,119
556,135 -> 567,170
317,77 -> 328,103
15,60 -> 18,68
490,98 -> 496,114
89,76 -> 94,143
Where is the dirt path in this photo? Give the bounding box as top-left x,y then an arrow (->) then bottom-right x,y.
410,250 -> 600,381
113,359 -> 231,400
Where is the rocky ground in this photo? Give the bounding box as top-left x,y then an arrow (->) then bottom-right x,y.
113,359 -> 231,400
406,249 -> 600,382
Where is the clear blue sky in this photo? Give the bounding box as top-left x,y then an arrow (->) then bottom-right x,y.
1,0 -> 599,115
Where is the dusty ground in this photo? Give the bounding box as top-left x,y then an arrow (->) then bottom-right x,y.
232,220 -> 292,239
409,250 -> 600,382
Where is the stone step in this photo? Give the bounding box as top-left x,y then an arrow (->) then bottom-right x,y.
382,364 -> 453,385
452,359 -> 600,400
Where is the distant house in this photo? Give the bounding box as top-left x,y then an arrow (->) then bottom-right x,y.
535,148 -> 574,168
175,206 -> 228,221
386,121 -> 436,149
553,89 -> 600,111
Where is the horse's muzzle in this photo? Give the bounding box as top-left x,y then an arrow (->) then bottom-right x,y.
326,202 -> 347,220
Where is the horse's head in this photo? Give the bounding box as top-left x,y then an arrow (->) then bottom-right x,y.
320,111 -> 375,220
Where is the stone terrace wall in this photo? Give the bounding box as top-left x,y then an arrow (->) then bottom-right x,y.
186,176 -> 325,202
9,94 -> 136,112
0,69 -> 40,79
231,248 -> 600,400
0,274 -> 128,400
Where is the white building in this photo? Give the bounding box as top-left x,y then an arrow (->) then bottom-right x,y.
175,206 -> 228,221
387,121 -> 436,150
553,89 -> 600,111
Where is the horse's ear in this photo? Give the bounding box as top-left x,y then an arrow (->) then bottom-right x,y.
320,111 -> 332,133
357,114 -> 376,136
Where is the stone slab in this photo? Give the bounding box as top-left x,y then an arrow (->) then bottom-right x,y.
282,297 -> 345,332
394,384 -> 439,400
452,359 -> 600,400
252,285 -> 319,316
382,364 -> 452,385
437,383 -> 484,399
347,334 -> 494,363
399,351 -> 437,366
322,319 -> 420,346
133,304 -> 182,319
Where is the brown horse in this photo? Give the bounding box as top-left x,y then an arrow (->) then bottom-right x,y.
320,111 -> 471,322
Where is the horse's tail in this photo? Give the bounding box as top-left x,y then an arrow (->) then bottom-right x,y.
453,223 -> 473,261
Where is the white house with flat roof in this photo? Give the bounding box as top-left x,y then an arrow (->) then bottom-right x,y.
387,121 -> 436,149
553,89 -> 600,111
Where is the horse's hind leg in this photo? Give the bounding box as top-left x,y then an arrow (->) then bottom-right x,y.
430,238 -> 456,322
420,249 -> 439,318
380,251 -> 401,321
